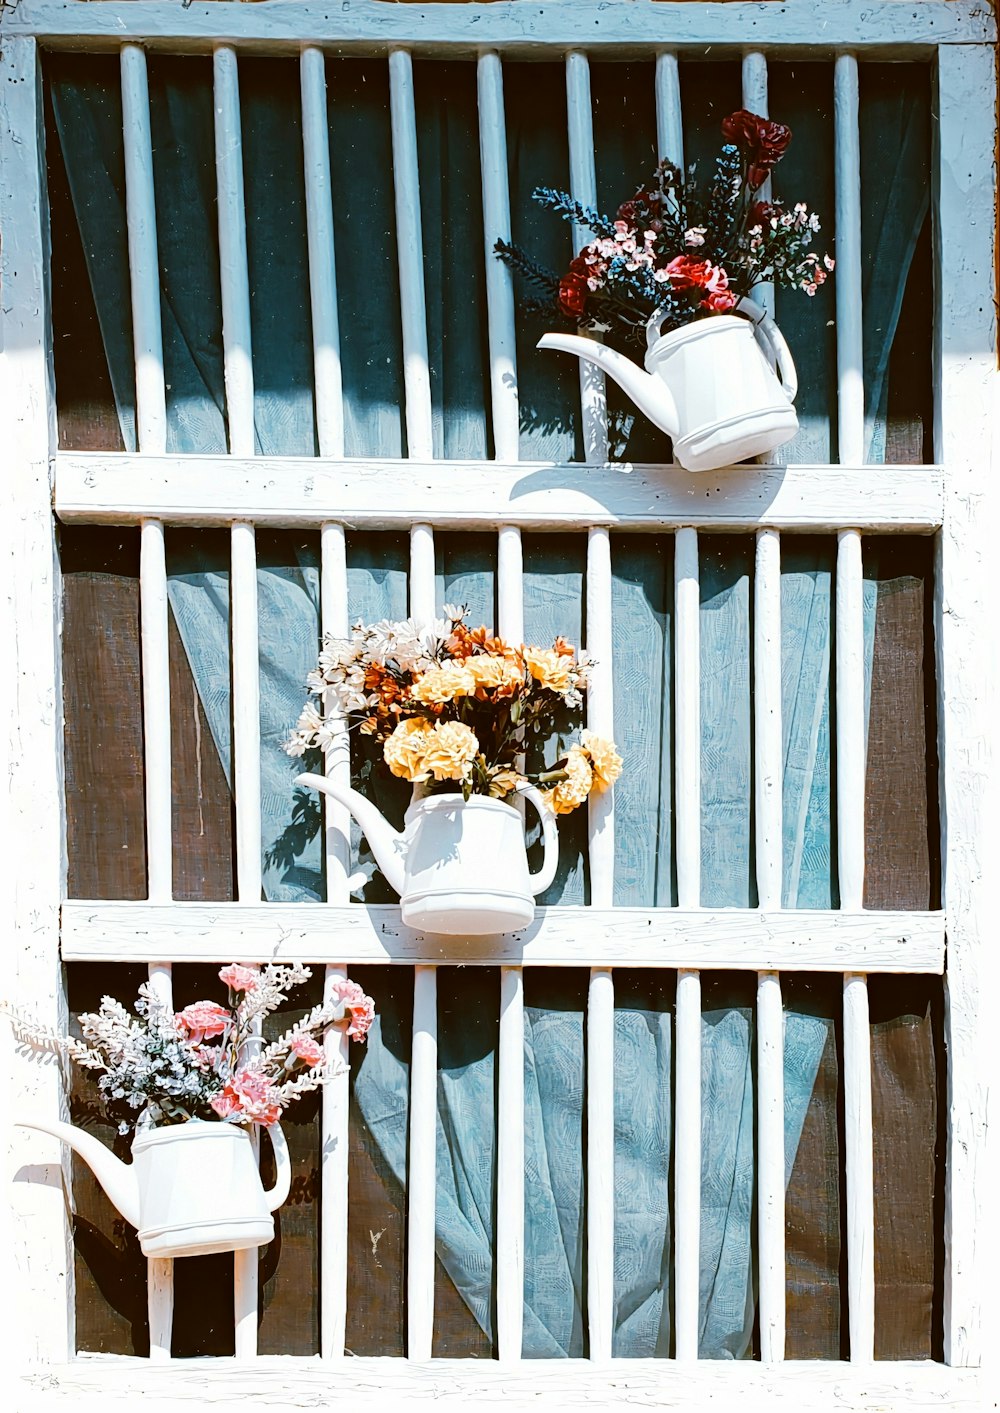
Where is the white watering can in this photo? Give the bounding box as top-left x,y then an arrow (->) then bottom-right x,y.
18,1116 -> 290,1259
538,296 -> 798,472
295,773 -> 559,935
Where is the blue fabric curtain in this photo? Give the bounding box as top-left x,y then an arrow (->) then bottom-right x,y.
51,52 -> 926,1357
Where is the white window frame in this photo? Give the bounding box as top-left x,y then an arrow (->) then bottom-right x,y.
1,3 -> 996,1407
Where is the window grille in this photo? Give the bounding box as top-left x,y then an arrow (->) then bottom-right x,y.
1,2 -> 995,1404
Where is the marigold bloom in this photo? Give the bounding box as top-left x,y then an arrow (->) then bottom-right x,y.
524,647 -> 574,695
541,745 -> 594,815
465,654 -> 523,693
383,717 -> 434,783
580,731 -> 623,793
411,663 -> 476,705
423,720 -> 480,782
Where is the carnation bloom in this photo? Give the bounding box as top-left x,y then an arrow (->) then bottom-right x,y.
411,663 -> 476,705
524,647 -> 574,695
328,977 -> 376,1042
580,731 -> 623,793
488,768 -> 524,800
175,1001 -> 230,1040
542,745 -> 594,815
211,1069 -> 282,1126
465,654 -> 523,693
384,717 -> 434,783
289,1033 -> 325,1068
423,720 -> 480,782
218,963 -> 260,994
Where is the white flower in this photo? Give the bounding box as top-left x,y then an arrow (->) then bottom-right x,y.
442,603 -> 467,624
684,226 -> 707,247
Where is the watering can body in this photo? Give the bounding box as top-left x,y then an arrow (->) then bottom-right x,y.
538,299 -> 799,472
19,1116 -> 291,1259
296,774 -> 559,935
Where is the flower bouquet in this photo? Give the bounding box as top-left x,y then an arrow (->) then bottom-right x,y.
287,606 -> 622,935
11,964 -> 377,1258
495,110 -> 834,471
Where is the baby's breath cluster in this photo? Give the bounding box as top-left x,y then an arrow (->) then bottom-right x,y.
10,964 -> 375,1137
286,605 -> 622,813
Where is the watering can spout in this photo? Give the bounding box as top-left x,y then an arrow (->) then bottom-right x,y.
18,1117 -> 141,1229
537,332 -> 680,439
295,772 -> 407,896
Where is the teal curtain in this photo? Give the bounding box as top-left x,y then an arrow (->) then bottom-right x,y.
50,52 -> 927,1358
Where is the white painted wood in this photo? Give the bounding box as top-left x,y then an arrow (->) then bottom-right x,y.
741,53 -> 774,325
60,903 -> 945,974
586,528 -> 615,903
388,49 -> 433,461
836,529 -> 873,1362
842,973 -> 875,1362
495,524 -> 524,1362
120,45 -> 167,456
230,518 -> 261,1358
673,968 -> 701,1361
754,529 -> 784,1361
0,34 -> 73,1369
674,529 -> 700,909
586,968 -> 615,1360
756,971 -> 785,1362
301,47 -> 344,461
213,46 -> 255,457
11,1356 -> 991,1411
54,455 -> 946,532
654,52 -> 683,168
408,965 -> 438,1361
319,523 -> 350,1360
143,965 -> 175,1360
834,56 -> 864,466
477,53 -> 519,463
565,50 -> 608,465
673,528 -> 701,1360
934,43 -> 998,1371
407,522 -> 438,1359
9,2 -> 993,51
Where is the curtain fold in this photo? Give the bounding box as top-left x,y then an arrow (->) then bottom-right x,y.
51,54 -> 928,1359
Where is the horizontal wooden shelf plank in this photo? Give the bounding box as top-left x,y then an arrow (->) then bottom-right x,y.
60,902 -> 946,972
9,1 -> 994,52
55,455 -> 944,532
22,1355 -> 986,1411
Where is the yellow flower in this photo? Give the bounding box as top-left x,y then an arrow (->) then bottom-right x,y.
487,768 -> 524,800
543,745 -> 593,815
580,731 -> 623,792
411,663 -> 476,705
466,654 -> 523,692
422,720 -> 480,782
524,647 -> 573,695
383,718 -> 434,783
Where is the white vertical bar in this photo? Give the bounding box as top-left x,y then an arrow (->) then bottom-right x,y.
654,52 -> 683,168
837,527 -> 874,1361
754,527 -> 784,1361
319,522 -> 350,1359
477,53 -> 519,463
0,36 -> 72,1366
231,518 -> 261,1358
935,43 -> 998,1370
673,526 -> 701,1360
408,523 -> 437,1359
301,47 -> 344,460
496,526 -> 524,1361
741,54 -> 774,323
214,46 -> 255,457
834,55 -> 864,466
585,527 -> 615,1361
121,45 -> 167,454
565,50 -> 608,465
389,49 -> 433,460
122,48 -> 175,1360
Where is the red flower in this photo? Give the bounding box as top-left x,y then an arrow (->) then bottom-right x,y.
700,289 -> 739,314
721,110 -> 792,189
749,200 -> 781,229
665,256 -> 730,296
558,270 -> 589,319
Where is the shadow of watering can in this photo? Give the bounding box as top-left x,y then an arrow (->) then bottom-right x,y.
538,297 -> 798,472
18,1116 -> 290,1259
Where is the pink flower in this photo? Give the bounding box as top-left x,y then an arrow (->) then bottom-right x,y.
175,1001 -> 230,1039
664,255 -> 730,296
328,977 -> 376,1043
210,1069 -> 282,1126
218,963 -> 260,993
289,1033 -> 325,1068
700,289 -> 739,313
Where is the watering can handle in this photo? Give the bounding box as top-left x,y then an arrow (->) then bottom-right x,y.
738,296 -> 799,403
516,782 -> 560,897
262,1121 -> 292,1212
